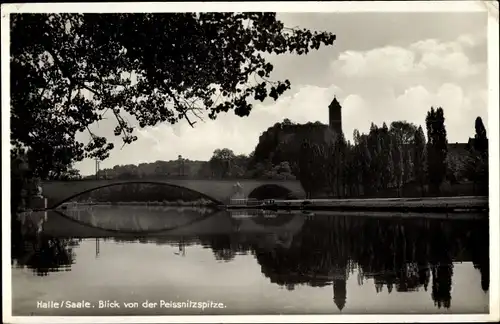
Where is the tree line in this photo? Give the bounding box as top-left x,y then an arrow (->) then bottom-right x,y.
165,107 -> 487,199
296,107 -> 488,198
82,148 -> 295,181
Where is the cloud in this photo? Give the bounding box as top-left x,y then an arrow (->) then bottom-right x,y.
74,30 -> 487,175
334,46 -> 419,79
332,33 -> 485,81
392,83 -> 488,142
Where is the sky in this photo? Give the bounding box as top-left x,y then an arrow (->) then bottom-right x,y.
74,10 -> 489,175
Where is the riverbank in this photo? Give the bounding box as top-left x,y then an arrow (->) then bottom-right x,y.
225,196 -> 489,213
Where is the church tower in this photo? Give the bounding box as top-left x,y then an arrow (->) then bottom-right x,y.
329,96 -> 343,136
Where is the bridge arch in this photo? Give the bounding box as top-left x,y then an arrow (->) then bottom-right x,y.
50,181 -> 223,209
248,184 -> 298,201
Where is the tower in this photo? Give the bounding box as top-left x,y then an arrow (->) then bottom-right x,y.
329,96 -> 343,136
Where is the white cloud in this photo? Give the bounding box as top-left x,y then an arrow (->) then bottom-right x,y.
419,51 -> 479,78
333,34 -> 484,81
334,46 -> 419,78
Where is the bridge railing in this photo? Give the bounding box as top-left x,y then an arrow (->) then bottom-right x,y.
45,177 -> 300,183
229,198 -> 261,206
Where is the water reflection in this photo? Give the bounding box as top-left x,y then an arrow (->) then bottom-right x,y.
11,207 -> 489,314
54,205 -> 220,233
251,214 -> 489,311
13,236 -> 77,276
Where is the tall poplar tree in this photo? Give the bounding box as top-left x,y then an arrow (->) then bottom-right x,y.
425,107 -> 448,195
413,126 -> 427,195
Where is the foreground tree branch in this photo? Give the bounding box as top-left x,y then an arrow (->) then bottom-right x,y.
10,12 -> 336,179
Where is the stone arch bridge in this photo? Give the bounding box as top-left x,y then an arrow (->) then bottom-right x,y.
41,178 -> 306,208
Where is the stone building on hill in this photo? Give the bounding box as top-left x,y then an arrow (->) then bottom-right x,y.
253,95 -> 342,164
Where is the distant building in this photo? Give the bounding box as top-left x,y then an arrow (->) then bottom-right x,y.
448,138 -> 476,159
403,138 -> 475,170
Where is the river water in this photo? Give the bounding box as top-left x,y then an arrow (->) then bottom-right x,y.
10,206 -> 489,315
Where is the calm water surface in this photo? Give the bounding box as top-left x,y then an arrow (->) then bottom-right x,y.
11,206 -> 489,315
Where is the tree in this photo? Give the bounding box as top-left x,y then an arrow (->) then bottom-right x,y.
55,166 -> 82,180
402,148 -> 414,186
263,161 -> 295,180
324,142 -> 337,197
310,143 -> 328,197
390,121 -> 418,145
357,134 -> 373,196
298,141 -> 321,198
298,141 -> 311,198
343,142 -> 356,197
11,13 -> 336,179
334,132 -> 347,197
209,148 -> 236,178
473,117 -> 488,156
351,129 -> 364,195
250,119 -> 336,177
446,153 -> 462,185
251,121 -> 288,168
367,124 -> 382,193
466,116 -> 489,194
353,129 -> 361,144
276,161 -> 294,178
249,159 -> 273,179
379,123 -> 394,191
391,135 -> 404,197
425,107 -> 448,195
390,121 -> 418,184
231,154 -> 250,178
413,126 -> 427,195
115,164 -> 140,179
475,117 -> 489,191
197,161 -> 213,179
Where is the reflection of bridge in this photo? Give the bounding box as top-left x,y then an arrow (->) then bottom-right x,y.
38,209 -> 306,239
41,179 -> 306,208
